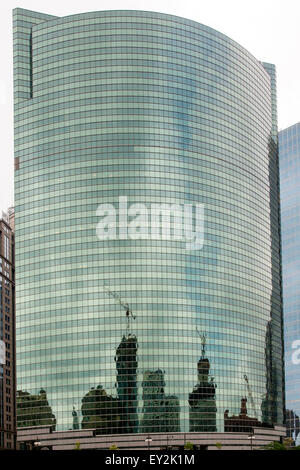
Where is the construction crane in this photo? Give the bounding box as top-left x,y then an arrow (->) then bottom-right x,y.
244,374 -> 258,419
104,285 -> 136,334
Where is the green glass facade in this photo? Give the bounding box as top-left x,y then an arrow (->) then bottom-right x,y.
13,8 -> 284,434
279,123 -> 300,442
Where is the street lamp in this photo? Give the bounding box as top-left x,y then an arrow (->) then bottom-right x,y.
145,435 -> 152,451
247,434 -> 256,450
33,440 -> 41,450
167,435 -> 173,450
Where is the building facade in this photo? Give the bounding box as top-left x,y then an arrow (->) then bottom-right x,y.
0,211 -> 16,449
279,122 -> 300,443
14,8 -> 285,445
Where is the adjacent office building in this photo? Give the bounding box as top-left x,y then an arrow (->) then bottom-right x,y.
14,9 -> 285,449
279,122 -> 300,443
0,210 -> 16,449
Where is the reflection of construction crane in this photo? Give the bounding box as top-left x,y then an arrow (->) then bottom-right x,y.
244,374 -> 258,419
196,327 -> 206,357
104,285 -> 136,334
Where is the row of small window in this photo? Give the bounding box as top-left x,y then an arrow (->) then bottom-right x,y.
15,105 -> 265,149
15,212 -> 273,241
14,122 -> 268,160
15,169 -> 270,206
15,197 -> 273,228
15,274 -> 273,297
17,379 -> 269,398
25,8 -> 272,79
15,268 -> 275,299
15,248 -> 275,280
14,126 -> 269,167
14,166 -> 270,193
16,273 -> 277,304
15,387 -> 279,403
15,334 -> 270,357
15,187 -> 271,224
15,303 -> 277,324
14,90 -> 268,142
15,284 -> 274,309
31,68 -> 261,113
31,54 -> 262,100
1,323 -> 10,332
30,24 -> 264,92
16,153 -> 270,195
15,85 -> 269,140
14,144 -> 268,180
16,364 -> 268,386
30,28 -> 249,67
30,15 -> 257,59
15,231 -> 273,264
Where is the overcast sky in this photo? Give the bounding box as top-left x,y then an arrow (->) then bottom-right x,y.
1,0 -> 299,214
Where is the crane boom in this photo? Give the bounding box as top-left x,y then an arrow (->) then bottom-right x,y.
244,374 -> 258,419
104,285 -> 136,334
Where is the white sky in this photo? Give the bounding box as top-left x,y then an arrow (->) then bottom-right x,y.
0,0 -> 300,213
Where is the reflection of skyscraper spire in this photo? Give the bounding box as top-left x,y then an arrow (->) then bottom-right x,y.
72,406 -> 79,430
196,328 -> 206,358
189,332 -> 217,432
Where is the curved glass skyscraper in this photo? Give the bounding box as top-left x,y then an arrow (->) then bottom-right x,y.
13,8 -> 284,440
279,123 -> 300,443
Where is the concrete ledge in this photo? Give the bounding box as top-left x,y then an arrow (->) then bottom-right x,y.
17,426 -> 287,450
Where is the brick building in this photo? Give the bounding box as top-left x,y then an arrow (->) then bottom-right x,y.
0,210 -> 16,449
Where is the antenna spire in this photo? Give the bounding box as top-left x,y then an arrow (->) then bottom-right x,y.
196,327 -> 206,357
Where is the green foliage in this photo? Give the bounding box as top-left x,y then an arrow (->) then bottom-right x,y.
215,442 -> 222,450
283,437 -> 293,449
109,444 -> 119,450
264,441 -> 286,450
74,442 -> 81,450
184,441 -> 194,450
264,439 -> 300,451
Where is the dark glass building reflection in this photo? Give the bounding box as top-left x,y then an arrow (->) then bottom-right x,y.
14,8 -> 285,435
189,335 -> 217,431
141,369 -> 180,433
279,122 -> 300,443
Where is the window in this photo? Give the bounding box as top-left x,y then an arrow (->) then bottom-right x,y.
4,236 -> 9,261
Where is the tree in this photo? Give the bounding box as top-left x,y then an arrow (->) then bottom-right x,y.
184,442 -> 194,450
283,437 -> 293,449
109,444 -> 119,450
264,439 -> 300,451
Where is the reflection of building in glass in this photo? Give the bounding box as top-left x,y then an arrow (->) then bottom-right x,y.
261,321 -> 277,425
81,385 -> 120,434
224,398 -> 264,433
16,390 -> 56,429
285,409 -> 300,442
115,334 -> 138,433
72,406 -> 79,430
141,370 -> 180,433
279,123 -> 300,441
81,333 -> 138,434
189,336 -> 217,432
189,357 -> 217,432
14,7 -> 285,442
